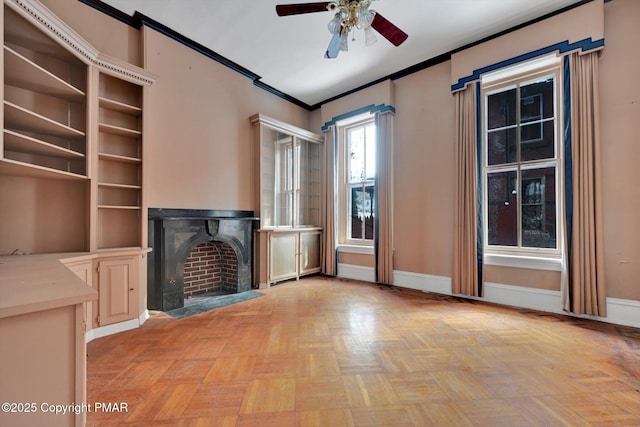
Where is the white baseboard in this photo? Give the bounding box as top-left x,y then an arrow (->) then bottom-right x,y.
483,282 -> 563,314
393,270 -> 452,294
393,270 -> 640,329
337,263 -> 375,283
138,309 -> 150,326
85,309 -> 149,343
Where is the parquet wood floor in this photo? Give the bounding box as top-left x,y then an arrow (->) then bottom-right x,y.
86,277 -> 640,426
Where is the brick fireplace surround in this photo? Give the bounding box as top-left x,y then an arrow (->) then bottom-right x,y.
147,209 -> 258,311
183,241 -> 238,297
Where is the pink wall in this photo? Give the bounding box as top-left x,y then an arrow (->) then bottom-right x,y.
142,27 -> 309,210
598,0 -> 640,301
394,61 -> 455,278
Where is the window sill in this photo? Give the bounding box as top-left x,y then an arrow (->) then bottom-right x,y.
337,244 -> 374,255
484,253 -> 562,271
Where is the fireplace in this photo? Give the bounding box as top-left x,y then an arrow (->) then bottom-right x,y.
183,241 -> 238,298
147,208 -> 258,311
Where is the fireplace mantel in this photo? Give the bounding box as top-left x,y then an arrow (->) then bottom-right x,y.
147,209 -> 259,311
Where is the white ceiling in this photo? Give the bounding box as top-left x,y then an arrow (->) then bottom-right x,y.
99,0 -> 582,107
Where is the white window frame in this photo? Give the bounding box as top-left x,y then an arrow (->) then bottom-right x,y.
481,55 -> 564,269
336,113 -> 376,248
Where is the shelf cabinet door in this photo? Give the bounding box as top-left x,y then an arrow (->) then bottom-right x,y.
269,232 -> 299,283
66,260 -> 95,331
97,257 -> 137,326
299,230 -> 321,275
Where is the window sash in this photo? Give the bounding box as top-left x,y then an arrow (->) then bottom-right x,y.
347,181 -> 375,241
482,68 -> 562,256
341,118 -> 376,244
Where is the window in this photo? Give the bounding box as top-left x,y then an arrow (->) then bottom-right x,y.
336,115 -> 376,246
482,59 -> 562,257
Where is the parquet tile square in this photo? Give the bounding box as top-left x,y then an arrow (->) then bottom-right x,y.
406,402 -> 474,426
251,355 -> 298,379
295,376 -> 349,411
183,382 -> 250,418
350,405 -> 413,426
238,379 -> 296,414
296,352 -> 341,377
457,398 -> 535,427
156,359 -> 217,384
296,408 -> 355,427
153,383 -> 200,421
235,412 -> 296,427
388,374 -> 449,402
342,373 -> 400,407
204,356 -> 258,382
86,277 -> 640,426
430,370 -> 496,401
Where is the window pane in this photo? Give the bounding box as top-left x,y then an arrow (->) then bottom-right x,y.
521,167 -> 556,248
487,171 -> 518,246
364,185 -> 374,240
487,127 -> 517,165
487,88 -> 516,130
521,121 -> 555,161
350,184 -> 374,240
365,124 -> 376,180
520,79 -> 554,122
348,128 -> 365,183
276,142 -> 293,226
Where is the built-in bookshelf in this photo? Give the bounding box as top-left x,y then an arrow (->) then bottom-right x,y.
96,73 -> 143,249
250,114 -> 323,287
2,9 -> 87,180
0,1 -> 153,256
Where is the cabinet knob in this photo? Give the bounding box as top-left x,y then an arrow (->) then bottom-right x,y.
129,288 -> 134,291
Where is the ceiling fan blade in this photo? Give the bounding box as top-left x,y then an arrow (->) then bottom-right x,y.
371,12 -> 408,46
276,2 -> 331,16
325,33 -> 341,59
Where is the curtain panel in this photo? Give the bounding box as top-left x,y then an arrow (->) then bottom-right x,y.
562,51 -> 607,316
321,125 -> 337,276
452,83 -> 481,297
375,110 -> 394,285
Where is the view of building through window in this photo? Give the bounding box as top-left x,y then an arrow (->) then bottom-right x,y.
485,75 -> 559,250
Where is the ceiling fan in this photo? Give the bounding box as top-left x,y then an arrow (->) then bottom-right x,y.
275,0 -> 408,58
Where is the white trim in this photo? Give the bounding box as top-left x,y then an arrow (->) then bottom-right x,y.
483,282 -> 562,312
337,244 -> 374,255
484,253 -> 562,271
337,263 -> 375,282
393,270 -> 452,294
250,114 -> 323,143
392,270 -> 640,329
481,54 -> 561,85
575,297 -> 640,329
85,310 -> 149,343
138,308 -> 150,326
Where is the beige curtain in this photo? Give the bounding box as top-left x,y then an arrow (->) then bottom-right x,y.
321,125 -> 337,276
452,83 -> 480,296
375,110 -> 394,284
562,51 -> 607,316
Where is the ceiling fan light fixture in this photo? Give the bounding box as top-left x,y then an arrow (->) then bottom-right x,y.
276,0 -> 407,57
338,31 -> 349,51
324,0 -> 376,54
328,13 -> 342,34
364,26 -> 377,46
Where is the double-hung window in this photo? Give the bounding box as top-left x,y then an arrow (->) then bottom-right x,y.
338,117 -> 376,245
482,57 -> 562,260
